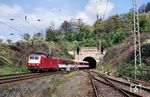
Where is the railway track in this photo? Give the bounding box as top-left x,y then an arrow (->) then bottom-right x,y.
91,71 -> 150,92
123,76 -> 150,87
0,72 -> 29,77
87,71 -> 150,97
0,72 -> 59,85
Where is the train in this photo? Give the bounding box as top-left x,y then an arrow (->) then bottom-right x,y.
26,52 -> 89,72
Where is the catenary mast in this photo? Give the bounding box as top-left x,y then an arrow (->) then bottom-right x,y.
132,0 -> 142,80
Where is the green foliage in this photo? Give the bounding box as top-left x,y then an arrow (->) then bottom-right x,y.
145,20 -> 150,32
139,2 -> 150,13
45,29 -> 60,42
115,63 -> 150,81
79,39 -> 99,47
103,64 -> 114,72
0,41 -> 52,75
65,41 -> 79,51
113,28 -> 128,43
18,58 -> 28,72
0,66 -> 17,75
45,12 -> 149,50
22,33 -> 30,41
60,20 -> 73,32
110,43 -> 150,81
0,44 -> 13,66
33,32 -> 44,40
139,14 -> 150,32
64,32 -> 76,42
0,55 -> 12,66
145,2 -> 150,12
6,39 -> 12,44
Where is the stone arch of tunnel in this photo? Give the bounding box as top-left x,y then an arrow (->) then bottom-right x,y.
83,57 -> 96,69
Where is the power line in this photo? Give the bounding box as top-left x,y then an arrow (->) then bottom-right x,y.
0,20 -> 23,33
96,0 -> 102,19
102,0 -> 109,20
24,16 -> 41,30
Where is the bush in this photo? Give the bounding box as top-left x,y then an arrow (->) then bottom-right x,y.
18,58 -> 28,72
115,63 -> 150,81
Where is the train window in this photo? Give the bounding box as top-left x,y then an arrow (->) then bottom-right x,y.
35,56 -> 39,60
30,56 -> 34,60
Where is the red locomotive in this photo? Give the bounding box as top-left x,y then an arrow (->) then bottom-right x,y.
27,52 -> 89,72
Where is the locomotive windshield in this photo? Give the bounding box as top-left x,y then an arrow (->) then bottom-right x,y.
30,56 -> 34,60
28,55 -> 41,64
35,56 -> 39,60
29,56 -> 40,60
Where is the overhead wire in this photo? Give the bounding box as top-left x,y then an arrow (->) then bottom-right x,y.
24,16 -> 41,30
96,0 -> 110,20
24,15 -> 45,39
0,20 -> 23,34
96,0 -> 102,19
102,0 -> 109,20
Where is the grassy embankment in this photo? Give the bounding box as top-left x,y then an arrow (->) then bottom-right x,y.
0,40 -> 73,75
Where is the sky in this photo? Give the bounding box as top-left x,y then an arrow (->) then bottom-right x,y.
0,0 -> 149,42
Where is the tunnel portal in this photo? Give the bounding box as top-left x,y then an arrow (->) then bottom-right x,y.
83,57 -> 96,69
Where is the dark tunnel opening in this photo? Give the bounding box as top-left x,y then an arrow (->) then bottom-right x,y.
83,57 -> 96,69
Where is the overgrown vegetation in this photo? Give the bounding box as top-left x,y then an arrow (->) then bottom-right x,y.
0,40 -> 72,75
115,63 -> 150,81
103,39 -> 150,81
0,2 -> 150,80
45,13 -> 149,50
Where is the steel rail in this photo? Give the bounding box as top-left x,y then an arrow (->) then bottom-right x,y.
91,71 -> 150,92
0,72 -> 30,77
92,75 -> 142,97
0,72 -> 59,85
88,72 -> 99,97
0,73 -> 40,80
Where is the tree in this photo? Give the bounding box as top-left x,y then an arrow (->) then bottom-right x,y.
113,28 -> 127,43
145,2 -> 150,12
33,32 -> 43,40
107,14 -> 122,31
79,39 -> 99,47
6,39 -> 12,44
22,33 -> 30,41
60,20 -> 73,32
145,20 -> 150,32
0,38 -> 3,43
93,19 -> 103,30
64,32 -> 75,42
45,27 -> 60,42
138,2 -> 150,13
138,4 -> 146,13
